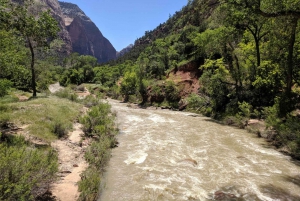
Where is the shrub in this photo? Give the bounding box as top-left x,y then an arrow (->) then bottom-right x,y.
78,101 -> 117,200
51,120 -> 70,138
78,167 -> 100,201
264,101 -> 300,159
0,79 -> 12,97
108,85 -> 121,99
84,139 -> 112,171
238,101 -> 252,118
0,136 -> 58,200
187,93 -> 208,110
0,113 -> 10,129
187,93 -> 202,110
165,81 -> 180,102
0,104 -> 10,129
80,95 -> 101,108
80,103 -> 116,140
54,88 -> 78,102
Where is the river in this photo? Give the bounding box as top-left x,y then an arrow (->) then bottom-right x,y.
100,99 -> 300,201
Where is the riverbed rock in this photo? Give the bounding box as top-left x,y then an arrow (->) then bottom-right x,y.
214,191 -> 238,200
178,158 -> 198,166
246,119 -> 267,137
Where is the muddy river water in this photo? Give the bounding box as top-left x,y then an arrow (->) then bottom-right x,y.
100,99 -> 300,201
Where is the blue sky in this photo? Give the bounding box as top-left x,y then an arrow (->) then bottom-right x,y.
62,0 -> 188,51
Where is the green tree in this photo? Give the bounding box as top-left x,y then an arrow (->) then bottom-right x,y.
120,72 -> 137,102
75,55 -> 97,83
136,54 -> 149,104
219,1 -> 270,81
199,58 -> 232,113
224,0 -> 300,95
8,0 -> 59,97
0,29 -> 31,90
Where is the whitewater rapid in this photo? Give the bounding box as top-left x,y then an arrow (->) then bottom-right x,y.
100,99 -> 300,201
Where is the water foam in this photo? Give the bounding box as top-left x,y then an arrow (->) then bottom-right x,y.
124,151 -> 148,165
148,114 -> 176,123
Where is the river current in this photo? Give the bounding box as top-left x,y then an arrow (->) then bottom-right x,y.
100,99 -> 300,201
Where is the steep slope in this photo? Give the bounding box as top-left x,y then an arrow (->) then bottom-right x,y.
112,0 -> 218,64
116,44 -> 133,58
38,0 -> 73,55
59,1 -> 116,63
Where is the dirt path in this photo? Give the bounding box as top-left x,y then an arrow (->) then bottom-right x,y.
51,123 -> 88,201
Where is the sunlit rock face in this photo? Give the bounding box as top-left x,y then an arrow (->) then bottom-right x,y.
59,1 -> 116,63
40,0 -> 73,55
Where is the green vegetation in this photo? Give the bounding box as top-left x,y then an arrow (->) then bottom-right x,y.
78,100 -> 117,201
5,96 -> 82,141
0,136 -> 58,200
0,90 -> 117,200
92,0 -> 300,157
1,1 -> 119,199
2,0 -> 59,97
3,0 -> 297,157
1,0 -> 300,199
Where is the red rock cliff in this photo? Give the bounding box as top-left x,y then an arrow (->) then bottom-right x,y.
59,1 -> 116,63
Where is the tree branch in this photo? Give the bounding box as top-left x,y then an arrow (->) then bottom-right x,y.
256,9 -> 300,18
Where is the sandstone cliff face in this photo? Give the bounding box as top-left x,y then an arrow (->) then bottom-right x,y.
59,1 -> 116,63
40,0 -> 72,55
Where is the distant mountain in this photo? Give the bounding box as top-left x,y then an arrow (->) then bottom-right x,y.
116,44 -> 133,58
59,1 -> 116,63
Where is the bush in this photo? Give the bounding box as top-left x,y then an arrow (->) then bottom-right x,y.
187,94 -> 209,111
78,101 -> 117,200
238,101 -> 252,118
84,139 -> 112,171
0,79 -> 12,97
0,136 -> 58,200
107,85 -> 121,99
0,104 -> 10,129
0,113 -> 10,129
80,103 -> 116,140
264,101 -> 300,159
80,95 -> 101,108
51,120 -> 70,138
165,81 -> 180,102
54,88 -> 78,102
78,167 -> 100,201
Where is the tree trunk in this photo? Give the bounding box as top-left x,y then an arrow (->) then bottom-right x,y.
28,38 -> 37,97
286,17 -> 298,95
123,94 -> 129,103
254,36 -> 260,74
246,26 -> 260,82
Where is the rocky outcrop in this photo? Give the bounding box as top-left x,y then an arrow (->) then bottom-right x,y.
116,44 -> 133,58
59,1 -> 116,63
11,0 -> 72,56
167,60 -> 203,98
37,0 -> 73,55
